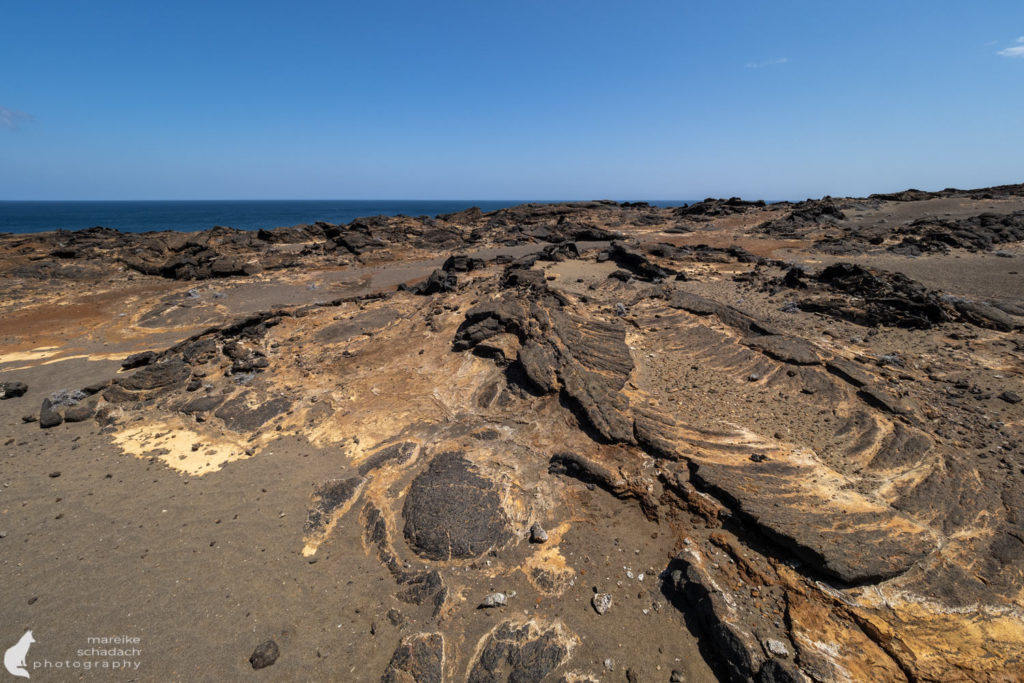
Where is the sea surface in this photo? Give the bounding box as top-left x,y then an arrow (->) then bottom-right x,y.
0,200 -> 691,234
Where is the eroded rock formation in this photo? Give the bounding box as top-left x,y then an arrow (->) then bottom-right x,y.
3,185 -> 1023,681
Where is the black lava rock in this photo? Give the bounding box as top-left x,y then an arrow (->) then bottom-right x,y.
39,398 -> 63,428
0,381 -> 28,399
402,452 -> 510,561
410,269 -> 458,295
121,351 -> 157,370
249,639 -> 279,670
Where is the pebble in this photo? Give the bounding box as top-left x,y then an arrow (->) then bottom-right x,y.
604,658 -> 615,671
249,639 -> 279,670
670,670 -> 686,682
481,591 -> 514,608
764,638 -> 791,658
529,522 -> 548,543
592,593 -> 612,615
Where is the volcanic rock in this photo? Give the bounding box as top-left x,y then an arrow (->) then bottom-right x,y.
38,398 -> 63,428
381,633 -> 444,683
0,381 -> 28,399
466,620 -> 576,683
402,452 -> 510,561
249,639 -> 279,670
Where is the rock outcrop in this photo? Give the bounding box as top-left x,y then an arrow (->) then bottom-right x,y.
5,183 -> 1024,682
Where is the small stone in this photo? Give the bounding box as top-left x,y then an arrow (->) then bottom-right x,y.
591,593 -> 612,615
387,609 -> 403,626
529,522 -> 548,543
249,639 -> 279,670
670,670 -> 686,682
604,658 -> 615,671
764,638 -> 791,658
480,592 -> 508,608
48,471 -> 61,478
999,391 -> 1022,404
747,373 -> 760,382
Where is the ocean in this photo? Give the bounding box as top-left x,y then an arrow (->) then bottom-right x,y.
0,199 -> 690,235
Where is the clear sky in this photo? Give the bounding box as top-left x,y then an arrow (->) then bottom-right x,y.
1,1 -> 1022,200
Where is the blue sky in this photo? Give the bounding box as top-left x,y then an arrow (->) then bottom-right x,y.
1,1 -> 1022,200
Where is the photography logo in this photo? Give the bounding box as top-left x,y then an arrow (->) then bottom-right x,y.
4,630 -> 35,679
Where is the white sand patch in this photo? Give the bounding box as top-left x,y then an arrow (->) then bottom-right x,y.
1,351 -> 129,372
111,419 -> 250,476
0,346 -> 62,364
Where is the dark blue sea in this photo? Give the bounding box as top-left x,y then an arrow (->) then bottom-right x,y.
0,200 -> 690,234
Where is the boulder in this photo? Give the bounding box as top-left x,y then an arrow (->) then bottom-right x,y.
0,381 -> 28,399
38,398 -> 63,428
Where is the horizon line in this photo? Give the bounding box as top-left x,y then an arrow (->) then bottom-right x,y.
0,197 -> 701,201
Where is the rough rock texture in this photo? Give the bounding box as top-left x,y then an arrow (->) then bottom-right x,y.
757,199 -> 847,237
467,620 -> 576,683
363,501 -> 449,616
674,197 -> 768,220
381,632 -> 444,683
799,263 -> 953,329
786,262 -> 1020,331
304,476 -> 365,538
402,452 -> 511,561
890,210 -> 1024,254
